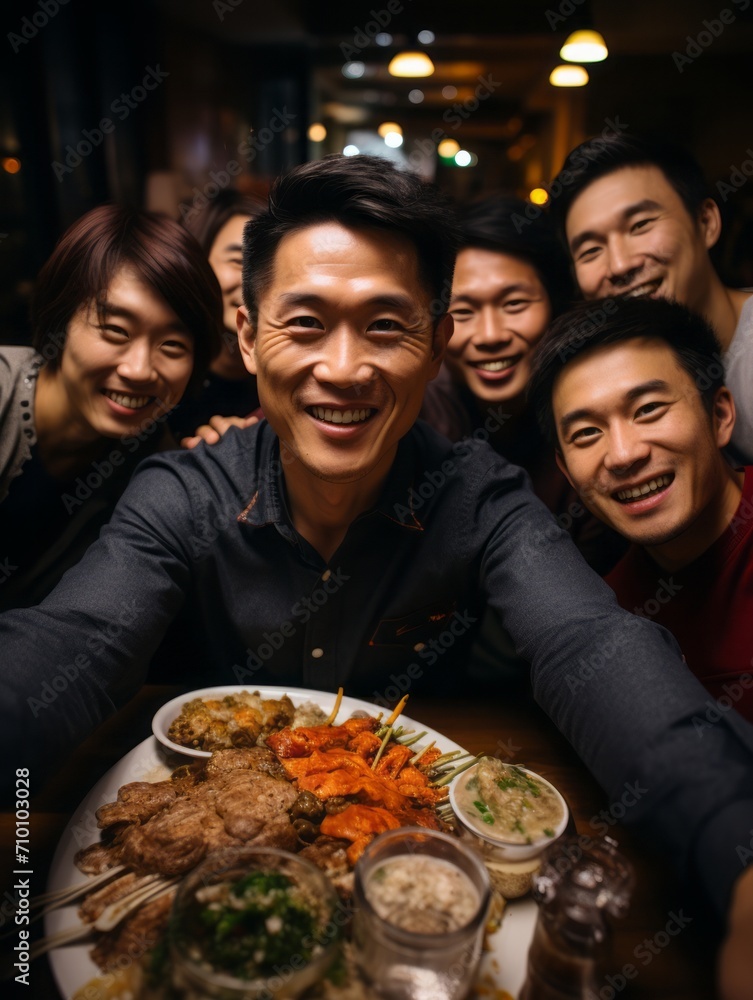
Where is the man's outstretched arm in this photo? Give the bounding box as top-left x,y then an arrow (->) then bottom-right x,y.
0,458 -> 195,783
474,465 -> 753,924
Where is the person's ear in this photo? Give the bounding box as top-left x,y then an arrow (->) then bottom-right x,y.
697,198 -> 722,251
237,306 -> 257,375
555,449 -> 577,490
428,314 -> 454,378
712,385 -> 736,449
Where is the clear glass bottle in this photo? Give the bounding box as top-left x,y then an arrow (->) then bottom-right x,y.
520,835 -> 634,1000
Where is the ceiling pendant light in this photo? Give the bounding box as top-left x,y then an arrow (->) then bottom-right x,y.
388,50 -> 435,77
560,29 -> 608,63
549,65 -> 589,87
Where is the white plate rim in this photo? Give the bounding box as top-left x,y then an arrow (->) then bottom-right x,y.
46,685 -> 536,998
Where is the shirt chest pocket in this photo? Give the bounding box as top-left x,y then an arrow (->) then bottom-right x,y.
368,601 -> 458,649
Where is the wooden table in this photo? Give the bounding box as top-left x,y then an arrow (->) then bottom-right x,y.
0,685 -> 718,998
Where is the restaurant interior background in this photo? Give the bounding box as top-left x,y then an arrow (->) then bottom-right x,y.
1,0 -> 752,345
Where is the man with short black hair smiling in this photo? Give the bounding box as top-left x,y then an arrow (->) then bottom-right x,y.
529,295 -> 753,720
2,157 -> 753,995
550,134 -> 753,464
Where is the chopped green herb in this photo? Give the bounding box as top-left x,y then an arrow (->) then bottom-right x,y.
183,869 -> 323,980
544,828 -> 554,837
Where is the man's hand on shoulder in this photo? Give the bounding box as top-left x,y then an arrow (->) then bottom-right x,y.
719,865 -> 753,1000
181,414 -> 259,449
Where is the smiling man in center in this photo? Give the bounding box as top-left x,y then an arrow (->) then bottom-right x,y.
238,220 -> 449,561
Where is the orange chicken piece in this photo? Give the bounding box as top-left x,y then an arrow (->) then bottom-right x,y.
321,804 -> 401,864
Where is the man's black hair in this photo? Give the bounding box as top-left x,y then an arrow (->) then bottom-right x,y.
460,195 -> 574,315
242,154 -> 460,321
549,134 -> 713,240
529,296 -> 725,449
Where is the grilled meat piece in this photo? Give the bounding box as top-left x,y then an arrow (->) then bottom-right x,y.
213,770 -> 297,845
120,797 -> 210,876
202,746 -> 285,780
75,840 -> 120,875
96,780 -> 180,829
84,751 -> 299,879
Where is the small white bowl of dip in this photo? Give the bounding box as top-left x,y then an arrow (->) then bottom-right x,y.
449,758 -> 569,863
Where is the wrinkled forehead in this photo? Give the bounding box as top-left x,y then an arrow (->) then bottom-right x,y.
262,221 -> 430,305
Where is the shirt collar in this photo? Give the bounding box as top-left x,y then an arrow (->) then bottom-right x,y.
369,431 -> 424,531
237,424 -> 424,532
237,426 -> 286,528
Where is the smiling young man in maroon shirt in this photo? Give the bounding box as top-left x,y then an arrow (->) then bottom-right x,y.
530,295 -> 753,722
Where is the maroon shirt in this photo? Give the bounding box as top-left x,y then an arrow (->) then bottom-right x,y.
606,466 -> 753,721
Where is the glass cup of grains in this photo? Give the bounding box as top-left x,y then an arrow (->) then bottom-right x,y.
353,827 -> 492,1000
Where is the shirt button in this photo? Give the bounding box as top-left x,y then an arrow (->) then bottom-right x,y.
311,647 -> 324,658
321,570 -> 331,582
413,642 -> 425,652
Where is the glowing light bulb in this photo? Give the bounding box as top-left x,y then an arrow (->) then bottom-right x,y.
549,65 -> 589,87
529,188 -> 550,205
560,30 -> 608,63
